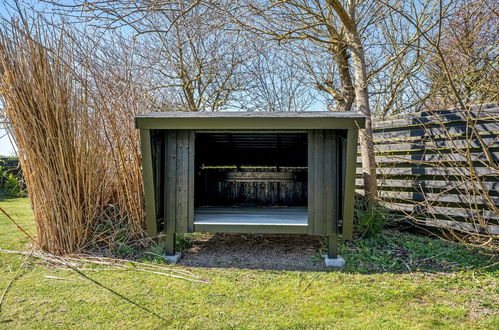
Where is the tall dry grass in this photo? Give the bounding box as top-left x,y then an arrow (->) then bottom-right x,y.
0,23 -> 149,255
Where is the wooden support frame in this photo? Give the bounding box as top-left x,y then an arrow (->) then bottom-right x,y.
342,128 -> 359,240
139,129 -> 158,237
137,112 -> 366,257
328,235 -> 338,259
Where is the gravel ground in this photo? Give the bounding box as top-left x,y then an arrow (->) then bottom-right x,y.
179,233 -> 329,271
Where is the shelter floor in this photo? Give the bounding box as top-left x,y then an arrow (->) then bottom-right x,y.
194,206 -> 308,226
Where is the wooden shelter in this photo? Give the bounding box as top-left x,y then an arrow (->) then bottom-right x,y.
136,111 -> 365,262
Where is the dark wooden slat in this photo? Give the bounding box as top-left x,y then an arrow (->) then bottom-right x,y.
314,130 -> 325,235
139,129 -> 157,237
373,121 -> 499,140
356,179 -> 499,197
342,128 -> 358,240
356,167 -> 498,176
151,130 -> 165,232
324,130 -> 337,235
176,130 -> 189,233
165,130 -> 177,234
307,130 -> 315,234
193,223 -> 308,234
357,152 -> 499,163
384,202 -> 499,222
373,112 -> 499,130
188,130 -> 195,232
369,137 -> 498,153
366,190 -> 498,208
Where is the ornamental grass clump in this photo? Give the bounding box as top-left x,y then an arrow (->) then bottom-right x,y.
0,23 -> 148,255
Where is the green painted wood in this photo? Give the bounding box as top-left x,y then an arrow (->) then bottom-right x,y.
193,223 -> 308,234
314,130 -> 324,235
151,130 -> 165,232
140,129 -> 158,237
324,130 -> 337,235
307,130 -> 315,234
328,234 -> 338,259
188,130 -> 195,232
163,232 -> 175,256
195,130 -> 309,133
342,128 -> 358,240
307,130 -> 340,236
165,130 -> 177,234
136,117 -> 365,130
176,130 -> 190,233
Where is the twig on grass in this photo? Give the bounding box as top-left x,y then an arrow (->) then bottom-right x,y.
53,255 -> 168,322
0,208 -> 33,241
0,249 -> 32,314
0,248 -> 210,283
44,275 -> 77,281
301,273 -> 320,292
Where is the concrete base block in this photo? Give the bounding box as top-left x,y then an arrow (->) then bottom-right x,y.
164,252 -> 182,264
323,255 -> 345,268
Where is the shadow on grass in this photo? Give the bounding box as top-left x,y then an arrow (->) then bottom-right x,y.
0,195 -> 26,202
176,230 -> 497,273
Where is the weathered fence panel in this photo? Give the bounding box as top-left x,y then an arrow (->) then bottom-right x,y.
357,103 -> 499,235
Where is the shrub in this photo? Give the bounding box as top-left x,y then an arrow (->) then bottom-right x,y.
0,164 -> 26,197
4,172 -> 26,197
356,203 -> 389,238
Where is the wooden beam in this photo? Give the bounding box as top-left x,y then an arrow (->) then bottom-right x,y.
307,130 -> 315,234
136,117 -> 365,130
165,131 -> 177,235
176,130 -> 189,233
328,234 -> 338,259
343,128 -> 359,240
188,130 -> 195,232
193,223 -> 308,234
139,129 -> 157,237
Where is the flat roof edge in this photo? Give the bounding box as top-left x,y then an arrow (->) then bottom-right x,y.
136,111 -> 366,119
135,116 -> 366,130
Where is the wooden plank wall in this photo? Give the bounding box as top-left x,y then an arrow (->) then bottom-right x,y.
308,130 -> 338,236
357,103 -> 499,234
197,168 -> 308,207
163,130 -> 195,234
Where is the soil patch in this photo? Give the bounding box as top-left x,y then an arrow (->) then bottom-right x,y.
179,233 -> 328,271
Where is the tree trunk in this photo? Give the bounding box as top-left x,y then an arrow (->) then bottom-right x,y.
350,41 -> 377,202
326,0 -> 378,202
333,43 -> 355,111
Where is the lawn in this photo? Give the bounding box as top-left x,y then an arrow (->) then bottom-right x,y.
0,197 -> 497,329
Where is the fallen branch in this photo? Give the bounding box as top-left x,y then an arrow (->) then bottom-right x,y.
0,249 -> 32,314
0,248 -> 210,284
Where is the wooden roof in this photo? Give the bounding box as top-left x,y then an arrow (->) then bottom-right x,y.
135,111 -> 366,129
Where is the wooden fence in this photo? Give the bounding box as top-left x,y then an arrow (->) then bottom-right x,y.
357,103 -> 499,235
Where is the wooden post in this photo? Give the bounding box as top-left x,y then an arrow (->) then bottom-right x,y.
343,128 -> 359,240
163,232 -> 176,256
328,234 -> 338,259
139,129 -> 158,237
164,131 -> 177,255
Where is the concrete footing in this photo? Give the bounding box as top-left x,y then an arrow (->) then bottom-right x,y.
323,255 -> 345,268
164,252 -> 182,264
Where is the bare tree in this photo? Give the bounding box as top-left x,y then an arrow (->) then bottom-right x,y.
426,0 -> 498,108
38,0 -> 252,112
237,0 -> 378,200
241,44 -> 315,111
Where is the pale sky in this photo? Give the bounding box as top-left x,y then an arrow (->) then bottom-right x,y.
0,127 -> 16,157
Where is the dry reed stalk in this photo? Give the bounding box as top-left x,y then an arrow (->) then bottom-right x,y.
0,248 -> 210,284
0,23 -> 115,254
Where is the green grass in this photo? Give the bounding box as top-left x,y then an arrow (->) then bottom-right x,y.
1,198 -> 498,329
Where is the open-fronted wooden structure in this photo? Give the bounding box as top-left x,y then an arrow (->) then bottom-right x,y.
136,112 -> 365,262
